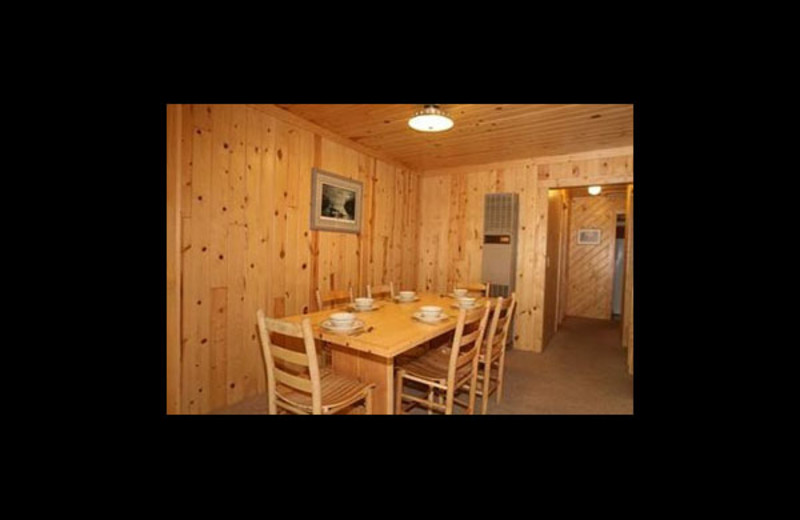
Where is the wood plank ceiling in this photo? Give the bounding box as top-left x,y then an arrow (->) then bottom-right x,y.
274,104 -> 633,170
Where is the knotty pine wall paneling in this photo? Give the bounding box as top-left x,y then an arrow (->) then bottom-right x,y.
419,160 -> 538,350
542,189 -> 566,349
624,186 -> 634,374
169,104 -> 419,414
564,193 -> 627,320
621,184 -> 633,347
557,189 -> 571,327
166,105 -> 181,414
418,147 -> 633,352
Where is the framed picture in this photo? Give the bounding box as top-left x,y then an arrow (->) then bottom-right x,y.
310,167 -> 363,234
577,228 -> 601,245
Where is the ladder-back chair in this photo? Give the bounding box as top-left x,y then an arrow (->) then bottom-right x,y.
475,293 -> 516,414
315,286 -> 354,311
314,286 -> 354,367
366,282 -> 394,300
394,302 -> 491,415
257,310 -> 375,414
461,282 -> 490,298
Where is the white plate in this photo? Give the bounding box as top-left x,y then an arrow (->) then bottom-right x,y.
394,296 -> 420,303
412,312 -> 449,324
347,303 -> 381,312
320,319 -> 366,334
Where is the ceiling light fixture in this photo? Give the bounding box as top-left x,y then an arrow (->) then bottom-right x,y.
408,105 -> 454,132
588,186 -> 602,196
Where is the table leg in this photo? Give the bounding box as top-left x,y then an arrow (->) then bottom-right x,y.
331,347 -> 394,415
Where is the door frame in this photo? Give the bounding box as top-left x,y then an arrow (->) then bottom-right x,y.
533,176 -> 633,352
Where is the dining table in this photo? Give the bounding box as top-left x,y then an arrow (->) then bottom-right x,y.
279,292 -> 492,414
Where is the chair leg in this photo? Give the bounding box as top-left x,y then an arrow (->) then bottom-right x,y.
364,387 -> 373,415
481,359 -> 492,415
496,351 -> 506,404
427,386 -> 434,415
445,387 -> 455,415
468,368 -> 478,415
395,370 -> 405,415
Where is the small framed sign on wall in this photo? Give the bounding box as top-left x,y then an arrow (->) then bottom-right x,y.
577,228 -> 601,245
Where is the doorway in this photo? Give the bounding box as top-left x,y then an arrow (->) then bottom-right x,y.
542,183 -> 632,350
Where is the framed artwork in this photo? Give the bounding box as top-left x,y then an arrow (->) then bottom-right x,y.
577,228 -> 601,245
310,167 -> 363,234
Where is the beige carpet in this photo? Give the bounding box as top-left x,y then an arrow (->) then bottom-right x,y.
211,316 -> 633,415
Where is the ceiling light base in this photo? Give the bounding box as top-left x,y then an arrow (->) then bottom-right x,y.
408,105 -> 454,132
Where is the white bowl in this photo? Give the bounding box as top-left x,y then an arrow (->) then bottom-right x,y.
419,305 -> 442,319
398,291 -> 416,301
457,297 -> 476,309
354,297 -> 374,309
329,312 -> 356,328
453,288 -> 468,298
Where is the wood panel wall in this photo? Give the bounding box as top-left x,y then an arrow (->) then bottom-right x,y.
624,185 -> 634,374
565,193 -> 627,319
167,104 -> 419,414
167,105 -> 181,414
418,147 -> 633,352
419,160 -> 538,350
543,189 -> 567,349
557,189 -> 571,326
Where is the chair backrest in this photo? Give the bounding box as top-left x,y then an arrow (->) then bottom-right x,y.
463,282 -> 490,298
315,285 -> 354,311
447,301 -> 492,386
366,281 -> 394,299
484,293 -> 517,359
256,310 -> 322,414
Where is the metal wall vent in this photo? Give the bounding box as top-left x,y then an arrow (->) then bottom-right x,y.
482,193 -> 519,350
484,193 -> 518,235
489,284 -> 511,299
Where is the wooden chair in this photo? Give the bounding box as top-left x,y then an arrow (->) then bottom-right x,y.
461,282 -> 490,298
315,286 -> 354,311
395,302 -> 491,415
314,285 -> 355,367
257,309 -> 375,414
366,281 -> 394,300
474,293 -> 516,414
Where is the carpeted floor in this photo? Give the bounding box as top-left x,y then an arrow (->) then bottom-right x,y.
487,316 -> 633,414
211,316 -> 633,415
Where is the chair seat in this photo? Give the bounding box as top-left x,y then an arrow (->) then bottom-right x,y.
276,368 -> 373,413
401,347 -> 473,383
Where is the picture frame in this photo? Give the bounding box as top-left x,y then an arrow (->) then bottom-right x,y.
310,167 -> 363,234
577,228 -> 601,245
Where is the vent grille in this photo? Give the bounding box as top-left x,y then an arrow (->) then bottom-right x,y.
484,193 -> 518,235
489,284 -> 510,298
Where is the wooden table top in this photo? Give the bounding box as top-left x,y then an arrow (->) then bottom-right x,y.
280,292 -> 491,359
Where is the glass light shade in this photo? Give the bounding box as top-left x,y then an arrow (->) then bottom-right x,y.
408,106 -> 454,132
588,186 -> 602,196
